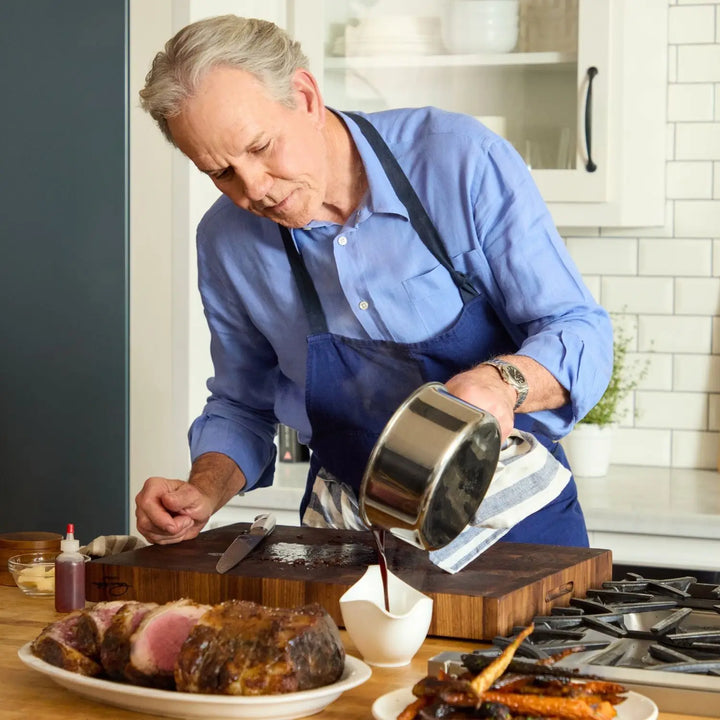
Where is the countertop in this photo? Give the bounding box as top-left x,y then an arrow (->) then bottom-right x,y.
576,465 -> 720,539
0,585 -> 702,720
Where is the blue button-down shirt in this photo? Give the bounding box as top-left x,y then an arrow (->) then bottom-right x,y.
189,107 -> 612,489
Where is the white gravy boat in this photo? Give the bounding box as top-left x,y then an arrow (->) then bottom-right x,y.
339,565 -> 433,667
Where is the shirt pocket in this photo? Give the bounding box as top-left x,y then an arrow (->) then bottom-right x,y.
401,263 -> 464,336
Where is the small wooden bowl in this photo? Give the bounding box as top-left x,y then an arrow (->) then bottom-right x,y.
0,532 -> 62,586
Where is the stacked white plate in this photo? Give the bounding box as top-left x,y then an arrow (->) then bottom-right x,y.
442,0 -> 519,54
340,15 -> 443,57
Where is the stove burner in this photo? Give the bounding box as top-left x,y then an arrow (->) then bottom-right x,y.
512,573 -> 720,677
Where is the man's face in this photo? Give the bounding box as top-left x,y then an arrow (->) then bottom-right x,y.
167,65 -> 328,228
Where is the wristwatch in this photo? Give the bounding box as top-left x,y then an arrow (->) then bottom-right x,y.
482,358 -> 529,410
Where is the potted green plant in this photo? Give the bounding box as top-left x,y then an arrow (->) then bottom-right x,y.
561,322 -> 648,477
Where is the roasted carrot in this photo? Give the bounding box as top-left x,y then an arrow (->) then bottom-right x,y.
469,624 -> 535,696
396,695 -> 430,720
480,691 -> 618,720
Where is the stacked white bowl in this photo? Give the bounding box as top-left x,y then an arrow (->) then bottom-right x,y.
442,0 -> 520,54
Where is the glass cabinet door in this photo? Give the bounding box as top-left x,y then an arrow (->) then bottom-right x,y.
290,0 -> 611,203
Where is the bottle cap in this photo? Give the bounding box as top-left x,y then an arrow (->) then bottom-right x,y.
60,523 -> 80,553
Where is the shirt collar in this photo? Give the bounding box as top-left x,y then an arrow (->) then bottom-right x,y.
302,108 -> 409,230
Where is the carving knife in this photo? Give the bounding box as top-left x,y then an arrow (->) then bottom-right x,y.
215,513 -> 276,574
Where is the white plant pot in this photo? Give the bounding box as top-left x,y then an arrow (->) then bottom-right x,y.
561,424 -> 615,478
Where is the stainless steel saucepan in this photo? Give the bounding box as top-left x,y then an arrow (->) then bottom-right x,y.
359,382 -> 501,551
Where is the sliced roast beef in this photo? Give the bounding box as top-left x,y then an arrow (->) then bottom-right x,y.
175,600 -> 345,695
31,611 -> 102,676
74,600 -> 127,660
100,601 -> 158,681
125,598 -> 210,689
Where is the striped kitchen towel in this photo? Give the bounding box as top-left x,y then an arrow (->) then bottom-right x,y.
302,429 -> 571,574
427,429 -> 571,573
80,534 -> 147,558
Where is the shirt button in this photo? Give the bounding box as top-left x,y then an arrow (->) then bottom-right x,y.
358,300 -> 369,310
337,236 -> 348,246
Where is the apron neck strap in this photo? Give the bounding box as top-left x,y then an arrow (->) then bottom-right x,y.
279,225 -> 329,334
344,111 -> 478,303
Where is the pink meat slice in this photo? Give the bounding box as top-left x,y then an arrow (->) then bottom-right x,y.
126,598 -> 211,688
100,601 -> 159,680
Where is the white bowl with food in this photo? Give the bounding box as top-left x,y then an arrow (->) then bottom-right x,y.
8,552 -> 58,596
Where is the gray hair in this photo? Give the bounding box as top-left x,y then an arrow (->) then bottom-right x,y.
139,15 -> 310,145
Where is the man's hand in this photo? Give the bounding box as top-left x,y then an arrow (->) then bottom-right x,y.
445,365 -> 517,440
135,477 -> 215,544
135,452 -> 247,544
445,355 -> 570,441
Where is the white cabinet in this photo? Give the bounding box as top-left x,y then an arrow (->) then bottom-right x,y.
288,0 -> 668,228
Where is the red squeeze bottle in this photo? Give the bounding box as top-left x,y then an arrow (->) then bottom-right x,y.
54,523 -> 86,612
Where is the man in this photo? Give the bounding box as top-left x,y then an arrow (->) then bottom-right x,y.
135,15 -> 612,549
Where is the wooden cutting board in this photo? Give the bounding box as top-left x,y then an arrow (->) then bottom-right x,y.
85,525 -> 611,641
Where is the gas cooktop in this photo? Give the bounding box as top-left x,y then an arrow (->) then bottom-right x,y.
428,572 -> 720,717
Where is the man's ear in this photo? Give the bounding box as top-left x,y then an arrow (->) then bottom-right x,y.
292,68 -> 325,123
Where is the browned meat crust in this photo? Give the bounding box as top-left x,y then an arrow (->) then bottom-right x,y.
175,600 -> 345,695
31,612 -> 102,676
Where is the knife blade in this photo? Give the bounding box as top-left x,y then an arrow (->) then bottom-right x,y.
215,513 -> 276,574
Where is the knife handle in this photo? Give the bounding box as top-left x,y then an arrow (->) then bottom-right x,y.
250,513 -> 276,535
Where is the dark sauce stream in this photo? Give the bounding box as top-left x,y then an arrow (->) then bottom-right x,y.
371,527 -> 390,612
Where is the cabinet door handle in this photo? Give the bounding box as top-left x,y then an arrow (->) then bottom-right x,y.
584,66 -> 598,173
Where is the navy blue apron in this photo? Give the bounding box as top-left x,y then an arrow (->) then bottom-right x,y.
278,111 -> 588,547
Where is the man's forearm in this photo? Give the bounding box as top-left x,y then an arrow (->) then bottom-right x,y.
188,452 -> 247,513
495,354 -> 569,413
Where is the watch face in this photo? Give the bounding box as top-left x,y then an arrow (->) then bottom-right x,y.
505,365 -> 526,386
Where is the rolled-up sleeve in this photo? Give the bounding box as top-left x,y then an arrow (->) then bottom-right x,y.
188,219 -> 279,490
472,139 -> 613,437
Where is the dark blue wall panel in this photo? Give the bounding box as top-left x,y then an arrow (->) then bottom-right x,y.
0,1 -> 129,540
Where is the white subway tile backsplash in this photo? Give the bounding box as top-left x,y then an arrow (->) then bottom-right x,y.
671,430 -> 718,469
635,390 -> 707,430
601,277 -> 674,313
668,84 -> 715,121
675,123 -> 720,160
674,200 -> 720,237
612,427 -> 672,466
565,237 -> 637,275
666,161 -> 713,198
708,393 -> 720,429
669,4 -> 716,43
639,315 -> 712,353
580,275 -> 601,302
562,4 -> 720,471
675,277 -> 720,314
639,238 -> 711,276
674,354 -> 720,392
637,352 -> 673,391
677,45 -> 720,81
713,317 -> 720,353
667,122 -> 676,161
